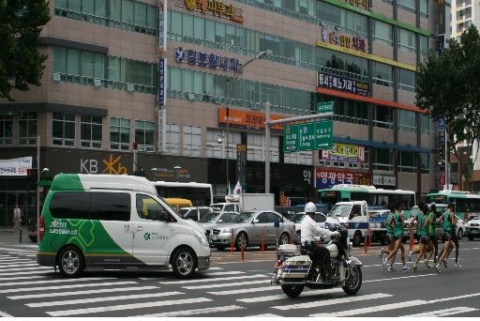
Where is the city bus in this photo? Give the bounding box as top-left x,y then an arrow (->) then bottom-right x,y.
318,184 -> 417,217
152,181 -> 213,206
425,190 -> 480,220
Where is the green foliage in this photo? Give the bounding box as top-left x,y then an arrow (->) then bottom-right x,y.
0,0 -> 50,101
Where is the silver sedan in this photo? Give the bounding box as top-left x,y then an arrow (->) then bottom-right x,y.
209,210 -> 296,251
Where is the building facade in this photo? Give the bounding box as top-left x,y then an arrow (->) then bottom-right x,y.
1,0 -> 446,226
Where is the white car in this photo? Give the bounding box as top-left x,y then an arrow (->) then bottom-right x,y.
465,213 -> 480,240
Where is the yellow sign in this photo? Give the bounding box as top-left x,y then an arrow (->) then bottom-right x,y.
180,0 -> 244,23
330,143 -> 359,157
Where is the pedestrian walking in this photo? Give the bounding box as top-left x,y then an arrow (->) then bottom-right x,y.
13,204 -> 22,235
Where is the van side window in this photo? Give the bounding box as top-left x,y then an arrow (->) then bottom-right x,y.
90,192 -> 130,221
136,194 -> 171,222
50,192 -> 90,219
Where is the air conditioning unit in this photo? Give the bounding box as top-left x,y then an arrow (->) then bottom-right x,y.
126,83 -> 135,92
187,93 -> 195,101
52,73 -> 61,82
94,79 -> 102,87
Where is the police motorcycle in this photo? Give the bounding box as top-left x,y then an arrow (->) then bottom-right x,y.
271,226 -> 363,298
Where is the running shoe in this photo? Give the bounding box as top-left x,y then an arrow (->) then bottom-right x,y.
412,264 -> 418,272
402,265 -> 408,272
382,257 -> 387,270
424,259 -> 430,269
435,264 -> 441,274
379,248 -> 384,258
454,262 -> 462,269
408,250 -> 412,262
388,266 -> 396,272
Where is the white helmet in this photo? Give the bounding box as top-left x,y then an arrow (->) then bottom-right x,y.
304,202 -> 317,213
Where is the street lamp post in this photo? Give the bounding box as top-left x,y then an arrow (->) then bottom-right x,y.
224,51 -> 267,194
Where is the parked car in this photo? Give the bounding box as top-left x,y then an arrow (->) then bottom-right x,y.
466,213 -> 480,240
289,211 -> 327,244
178,206 -> 215,221
274,206 -> 296,220
198,211 -> 239,230
209,210 -> 295,251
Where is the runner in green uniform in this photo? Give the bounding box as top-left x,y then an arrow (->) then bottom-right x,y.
383,201 -> 407,272
412,204 -> 432,272
436,202 -> 457,273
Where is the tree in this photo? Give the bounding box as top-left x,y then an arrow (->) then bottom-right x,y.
416,25 -> 480,190
0,0 -> 50,101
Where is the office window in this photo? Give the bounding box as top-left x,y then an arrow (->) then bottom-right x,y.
19,112 -> 37,145
373,62 -> 393,87
397,0 -> 416,13
183,125 -> 201,157
420,0 -> 429,18
165,123 -> 180,155
373,148 -> 393,171
52,112 -> 75,147
374,105 -> 393,128
0,113 -> 13,146
373,21 -> 393,46
399,151 -> 417,172
135,120 -> 155,151
398,109 -> 416,133
398,69 -> 416,92
419,113 -> 430,135
420,152 -> 430,173
80,115 -> 102,149
110,117 -> 130,150
398,28 -> 416,52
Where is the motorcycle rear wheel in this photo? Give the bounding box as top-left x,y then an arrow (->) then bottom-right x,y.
342,265 -> 362,295
281,285 -> 304,298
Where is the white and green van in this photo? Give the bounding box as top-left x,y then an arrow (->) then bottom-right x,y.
36,173 -> 211,278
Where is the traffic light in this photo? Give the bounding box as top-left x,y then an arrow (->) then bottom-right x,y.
26,168 -> 37,186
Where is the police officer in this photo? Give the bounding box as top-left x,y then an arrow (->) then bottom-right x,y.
301,202 -> 339,281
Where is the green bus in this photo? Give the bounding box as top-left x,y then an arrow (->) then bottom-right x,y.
425,190 -> 480,220
318,184 -> 417,218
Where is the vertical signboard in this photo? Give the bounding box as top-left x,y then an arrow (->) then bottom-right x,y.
158,0 -> 167,52
158,58 -> 166,106
236,144 -> 247,189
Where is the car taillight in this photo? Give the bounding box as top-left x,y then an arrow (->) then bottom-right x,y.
39,215 -> 45,241
344,223 -> 349,229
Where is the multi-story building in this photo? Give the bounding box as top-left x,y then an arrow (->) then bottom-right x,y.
450,0 -> 478,39
0,0 -> 447,226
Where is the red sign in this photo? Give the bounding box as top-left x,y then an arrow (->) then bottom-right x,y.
315,168 -> 371,188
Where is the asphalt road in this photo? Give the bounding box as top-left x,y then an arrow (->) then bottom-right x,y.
1,228 -> 479,317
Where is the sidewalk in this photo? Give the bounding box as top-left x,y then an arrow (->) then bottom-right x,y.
0,226 -> 33,245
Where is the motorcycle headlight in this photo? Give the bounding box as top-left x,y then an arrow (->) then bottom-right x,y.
193,229 -> 209,247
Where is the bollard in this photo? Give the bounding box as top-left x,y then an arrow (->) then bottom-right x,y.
19,227 -> 22,243
261,229 -> 265,253
241,239 -> 245,261
230,230 -> 235,254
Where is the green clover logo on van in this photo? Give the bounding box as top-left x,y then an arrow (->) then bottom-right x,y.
144,232 -> 150,241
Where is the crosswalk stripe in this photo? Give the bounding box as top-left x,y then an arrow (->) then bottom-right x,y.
237,288 -> 344,302
0,262 -> 40,268
201,271 -> 243,276
0,275 -> 45,282
183,279 -> 270,290
8,286 -> 159,300
0,269 -> 52,277
274,293 -> 390,311
47,297 -> 212,317
246,313 -> 283,317
158,273 -> 260,285
311,299 -> 426,317
0,266 -> 51,274
405,307 -> 479,317
0,281 -> 136,294
0,257 -> 33,261
137,305 -> 245,317
0,310 -> 13,317
364,273 -> 437,283
209,286 -> 278,295
26,291 -> 183,308
0,277 -> 115,287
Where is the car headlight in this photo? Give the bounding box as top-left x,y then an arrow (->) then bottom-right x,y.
193,229 -> 209,247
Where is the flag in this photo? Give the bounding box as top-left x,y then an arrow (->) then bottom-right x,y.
233,180 -> 242,195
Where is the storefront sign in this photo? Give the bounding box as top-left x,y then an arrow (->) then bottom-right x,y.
218,107 -> 284,130
320,29 -> 366,52
158,0 -> 167,52
315,167 -> 371,188
342,0 -> 368,10
317,71 -> 369,96
158,58 -> 166,106
175,47 -> 239,71
236,144 -> 247,187
0,156 -> 32,176
176,0 -> 244,23
373,174 -> 396,186
321,143 -> 365,163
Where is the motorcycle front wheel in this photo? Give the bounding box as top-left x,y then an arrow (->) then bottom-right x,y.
342,266 -> 362,295
281,285 -> 304,298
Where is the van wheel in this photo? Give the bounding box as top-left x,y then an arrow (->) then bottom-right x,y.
58,246 -> 84,277
172,247 -> 197,279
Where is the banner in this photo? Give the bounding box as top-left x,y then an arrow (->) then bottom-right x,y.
0,157 -> 32,176
315,167 -> 371,188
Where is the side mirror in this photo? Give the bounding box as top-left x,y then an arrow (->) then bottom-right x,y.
253,218 -> 259,224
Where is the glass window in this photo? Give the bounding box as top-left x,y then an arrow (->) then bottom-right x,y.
53,47 -> 67,73
0,113 -> 13,145
193,16 -> 204,39
136,194 -> 171,222
374,148 -> 393,171
373,21 -> 393,46
121,0 -> 134,25
398,28 -> 416,52
52,112 -> 75,147
135,120 -> 155,150
420,0 -> 429,17
399,151 -> 416,172
182,14 -> 194,38
398,109 -> 416,133
419,113 -> 430,135
398,69 -> 416,92
374,105 -> 393,128
67,48 -> 80,75
19,112 -> 37,145
110,117 -> 130,150
80,115 -> 102,149
50,192 -> 90,219
419,152 -> 430,173
183,125 -> 201,157
165,124 -> 180,155
90,192 -> 131,221
373,62 -> 393,87
397,0 -> 416,13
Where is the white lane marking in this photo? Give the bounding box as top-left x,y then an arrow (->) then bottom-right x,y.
245,314 -> 283,317
0,262 -> 40,268
237,288 -> 344,302
47,297 -> 212,317
158,273 -> 259,285
273,293 -> 390,311
209,286 -> 278,295
0,277 -> 115,287
311,300 -> 427,317
364,273 -> 437,283
201,271 -> 242,276
8,286 -> 159,300
0,281 -> 136,294
405,307 -> 479,317
138,305 -> 245,317
183,279 -> 270,290
0,269 -> 52,276
0,311 -> 13,317
27,291 -> 183,308
0,275 -> 45,282
0,257 -> 34,261
0,266 -> 51,274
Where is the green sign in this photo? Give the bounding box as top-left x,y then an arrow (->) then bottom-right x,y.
317,101 -> 334,114
283,120 -> 333,153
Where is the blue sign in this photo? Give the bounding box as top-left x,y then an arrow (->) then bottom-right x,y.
174,47 -> 239,71
158,58 -> 166,106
